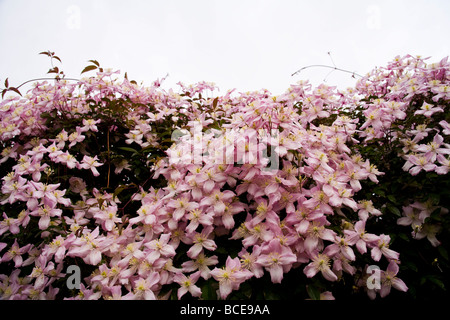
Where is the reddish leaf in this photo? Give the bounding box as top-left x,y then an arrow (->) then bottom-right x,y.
8,87 -> 22,96
88,60 -> 100,67
39,51 -> 51,57
48,67 -> 60,74
81,65 -> 98,74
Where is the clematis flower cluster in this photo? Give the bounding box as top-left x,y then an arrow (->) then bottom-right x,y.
355,54 -> 450,253
0,54 -> 448,300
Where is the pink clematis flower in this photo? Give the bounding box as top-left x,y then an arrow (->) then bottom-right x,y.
397,205 -> 424,229
303,253 -> 338,282
185,208 -> 214,234
413,223 -> 441,247
145,233 -> 176,261
1,239 -> 31,267
238,246 -> 264,278
186,226 -> 217,259
81,118 -> 101,132
303,218 -> 336,254
407,154 -> 436,175
167,193 -> 199,221
303,187 -> 334,215
0,212 -> 20,235
195,166 -> 228,193
29,181 -> 61,208
414,102 -> 443,117
439,120 -> 450,135
436,154 -> 450,174
78,155 -> 103,176
344,220 -> 379,254
380,261 -> 408,297
93,205 -> 122,232
173,271 -> 203,299
371,234 -> 399,262
415,134 -> 450,162
200,189 -> 235,216
1,176 -> 27,205
324,235 -> 356,261
43,235 -> 73,263
210,256 -> 253,299
181,253 -> 219,280
29,204 -> 62,230
126,272 -> 160,300
357,200 -> 382,221
68,127 -> 86,148
256,239 -> 297,283
67,227 -> 110,265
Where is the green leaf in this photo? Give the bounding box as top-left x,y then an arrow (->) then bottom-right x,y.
81,65 -> 98,74
118,147 -> 139,153
427,276 -> 446,291
306,285 -> 321,300
387,195 -> 397,204
438,246 -> 449,261
387,203 -> 401,216
398,233 -> 410,242
201,279 -> 218,300
374,187 -> 385,197
404,261 -> 418,272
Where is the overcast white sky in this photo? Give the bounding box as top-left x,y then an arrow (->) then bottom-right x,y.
0,0 -> 449,95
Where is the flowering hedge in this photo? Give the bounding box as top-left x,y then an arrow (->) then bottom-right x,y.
0,53 -> 449,300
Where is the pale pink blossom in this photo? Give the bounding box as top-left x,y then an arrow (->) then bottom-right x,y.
1,239 -> 31,267
345,220 -> 379,254
173,271 -> 202,299
371,234 -> 399,262
126,272 -> 160,300
187,226 -> 217,259
181,253 -> 219,280
303,253 -> 338,282
0,212 -> 20,235
210,256 -> 253,299
256,239 -> 297,283
78,155 -> 103,176
414,102 -> 443,117
29,204 -> 62,230
81,118 -> 101,132
407,154 -> 436,175
167,193 -> 199,221
380,262 -> 408,297
238,246 -> 264,278
145,233 -> 176,261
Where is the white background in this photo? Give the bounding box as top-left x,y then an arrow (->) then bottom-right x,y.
1,0 -> 449,95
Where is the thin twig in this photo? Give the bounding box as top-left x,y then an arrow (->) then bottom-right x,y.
291,64 -> 363,78
14,77 -> 80,90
